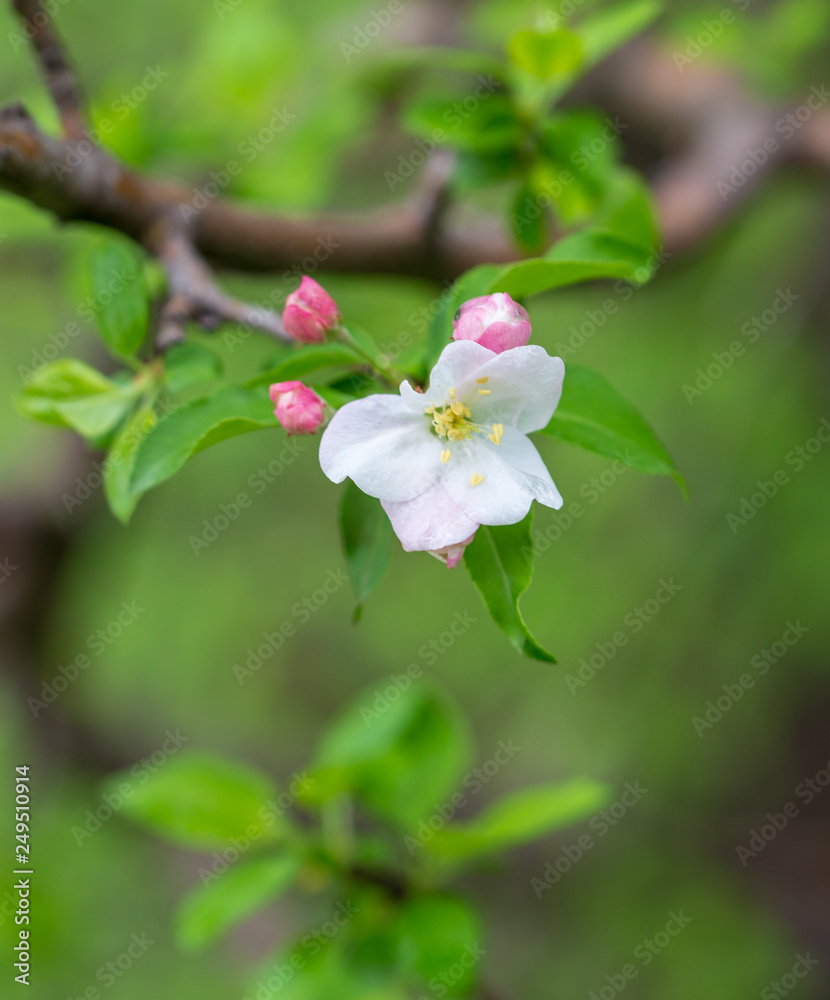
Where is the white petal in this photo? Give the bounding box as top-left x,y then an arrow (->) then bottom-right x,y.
382,485 -> 479,552
319,393 -> 440,502
421,341 -> 496,406
497,427 -> 563,509
469,346 -> 564,433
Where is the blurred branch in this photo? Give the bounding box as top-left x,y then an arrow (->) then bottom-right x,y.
11,0 -> 86,139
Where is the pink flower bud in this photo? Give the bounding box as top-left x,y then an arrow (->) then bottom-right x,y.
282,277 -> 341,344
269,381 -> 326,436
428,532 -> 477,569
452,292 -> 532,353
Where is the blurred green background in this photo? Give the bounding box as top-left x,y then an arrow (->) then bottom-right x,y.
1,0 -> 829,997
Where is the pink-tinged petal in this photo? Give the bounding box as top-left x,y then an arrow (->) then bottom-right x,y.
469,346 -> 565,433
319,394 -> 441,502
452,293 -> 532,353
283,277 -> 341,344
428,532 -> 477,569
382,486 -> 479,552
269,382 -> 326,436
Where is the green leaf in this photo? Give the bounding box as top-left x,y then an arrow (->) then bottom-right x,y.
463,513 -> 555,663
594,168 -> 660,253
537,364 -> 686,493
103,402 -> 158,523
130,385 -> 277,498
426,264 -> 503,369
508,28 -> 583,79
176,854 -> 300,952
394,895 -> 483,997
511,179 -> 549,253
579,0 -> 662,68
249,344 -> 365,389
339,482 -> 393,622
106,751 -> 282,850
88,238 -> 150,359
306,686 -> 471,828
426,779 -> 609,860
164,342 -> 223,395
404,92 -> 522,154
373,46 -> 506,79
16,359 -> 140,438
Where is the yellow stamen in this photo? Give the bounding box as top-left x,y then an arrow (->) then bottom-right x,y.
441,449 -> 451,463
488,422 -> 504,445
470,473 -> 485,487
448,386 -> 456,398
476,376 -> 488,384
450,399 -> 465,416
478,389 -> 491,396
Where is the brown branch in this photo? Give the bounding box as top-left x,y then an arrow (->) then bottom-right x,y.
11,0 -> 86,139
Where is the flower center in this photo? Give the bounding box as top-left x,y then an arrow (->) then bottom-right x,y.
424,380 -> 504,468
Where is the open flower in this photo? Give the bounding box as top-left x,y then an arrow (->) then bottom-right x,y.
452,292 -> 532,353
270,381 -> 327,436
283,276 -> 341,344
319,340 -> 564,558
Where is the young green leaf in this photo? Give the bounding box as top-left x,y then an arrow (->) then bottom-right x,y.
104,751 -> 282,850
594,168 -> 660,252
404,92 -> 522,154
163,342 -> 223,395
578,0 -> 662,69
103,402 -> 158,523
88,238 -> 150,360
176,853 -> 301,952
536,364 -> 686,494
130,385 -> 277,499
425,778 -> 609,861
463,514 -> 555,663
394,895 -> 483,997
507,28 -> 583,79
306,685 -> 472,828
426,264 -> 503,368
16,359 -> 140,439
249,344 -> 365,389
339,481 -> 394,622
511,179 -> 549,253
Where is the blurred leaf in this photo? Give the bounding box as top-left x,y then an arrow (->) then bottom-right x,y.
164,342 -> 223,395
427,779 -> 609,860
339,481 -> 394,622
508,28 -> 583,78
88,238 -> 150,360
16,359 -> 140,438
511,179 -> 549,253
595,168 -> 660,251
464,513 -> 555,663
176,853 -> 301,952
249,344 -> 365,389
107,751 -> 281,850
579,0 -> 661,67
307,686 -> 471,828
426,264 -> 503,368
373,46 -> 506,79
537,364 -> 686,492
404,92 -> 522,153
103,401 -> 158,523
130,385 -> 277,498
394,895 -> 483,997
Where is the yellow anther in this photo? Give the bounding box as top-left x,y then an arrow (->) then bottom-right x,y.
470,473 -> 485,487
441,449 -> 451,464
448,386 -> 456,398
476,376 -> 489,384
424,404 -> 435,415
478,389 -> 491,396
488,422 -> 504,445
450,400 -> 465,416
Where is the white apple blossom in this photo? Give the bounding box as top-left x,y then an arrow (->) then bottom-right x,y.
319,340 -> 564,557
